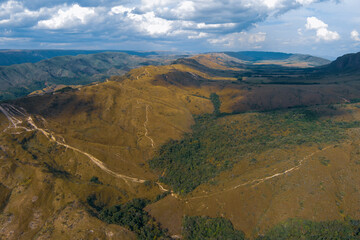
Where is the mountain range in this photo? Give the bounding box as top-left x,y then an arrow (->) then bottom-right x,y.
0,51 -> 330,101
1,50 -> 360,239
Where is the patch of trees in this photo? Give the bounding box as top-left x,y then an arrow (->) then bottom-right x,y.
90,176 -> 102,184
88,196 -> 169,240
210,93 -> 221,116
182,216 -> 360,240
182,216 -> 245,240
257,218 -> 360,240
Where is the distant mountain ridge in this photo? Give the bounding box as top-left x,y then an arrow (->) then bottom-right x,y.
223,51 -> 330,67
0,49 -> 176,66
0,52 -> 168,100
0,50 -> 355,102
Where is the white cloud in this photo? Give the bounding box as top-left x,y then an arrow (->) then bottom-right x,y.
109,5 -> 173,36
0,0 -> 23,17
316,28 -> 340,41
0,37 -> 30,42
132,12 -> 172,35
110,6 -> 134,15
0,0 -> 44,26
296,0 -> 316,5
262,0 -> 284,9
241,0 -> 285,9
170,1 -> 195,19
208,32 -> 266,48
305,16 -> 339,41
188,32 -> 209,39
351,30 -> 360,41
196,22 -> 236,29
305,16 -> 327,30
37,4 -> 97,29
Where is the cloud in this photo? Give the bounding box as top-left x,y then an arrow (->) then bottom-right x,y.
37,4 -> 98,29
0,37 -> 30,42
109,6 -> 173,36
208,32 -> 266,48
2,0 -> 350,53
170,1 -> 196,19
305,16 -> 339,41
127,11 -> 173,36
351,30 -> 360,41
305,16 -> 328,30
188,32 -> 209,39
0,0 -> 44,27
316,28 -> 340,41
109,6 -> 134,15
296,0 -> 317,5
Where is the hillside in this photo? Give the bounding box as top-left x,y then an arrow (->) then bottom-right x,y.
1,52 -> 360,239
0,52 -> 169,101
0,50 -> 174,66
326,52 -> 360,73
223,51 -> 330,67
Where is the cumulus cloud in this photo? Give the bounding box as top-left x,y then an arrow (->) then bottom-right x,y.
305,16 -> 339,41
0,0 -> 44,27
37,4 -> 98,29
305,16 -> 328,30
351,30 -> 360,41
127,11 -> 173,36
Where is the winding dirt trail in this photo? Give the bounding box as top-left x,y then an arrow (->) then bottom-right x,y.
1,104 -> 147,184
144,104 -> 155,148
136,100 -> 156,148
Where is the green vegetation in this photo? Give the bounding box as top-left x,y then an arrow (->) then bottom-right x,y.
182,216 -> 245,240
257,218 -> 360,240
86,194 -> 105,212
42,162 -> 70,179
95,198 -> 169,239
210,93 -> 221,116
90,176 -> 102,184
149,108 -> 360,194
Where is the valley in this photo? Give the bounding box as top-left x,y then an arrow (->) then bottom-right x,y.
1,51 -> 360,239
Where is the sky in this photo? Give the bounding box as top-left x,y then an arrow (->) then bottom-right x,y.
0,0 -> 359,59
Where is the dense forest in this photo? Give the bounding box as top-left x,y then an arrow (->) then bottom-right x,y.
182,216 -> 245,240
88,196 -> 170,239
